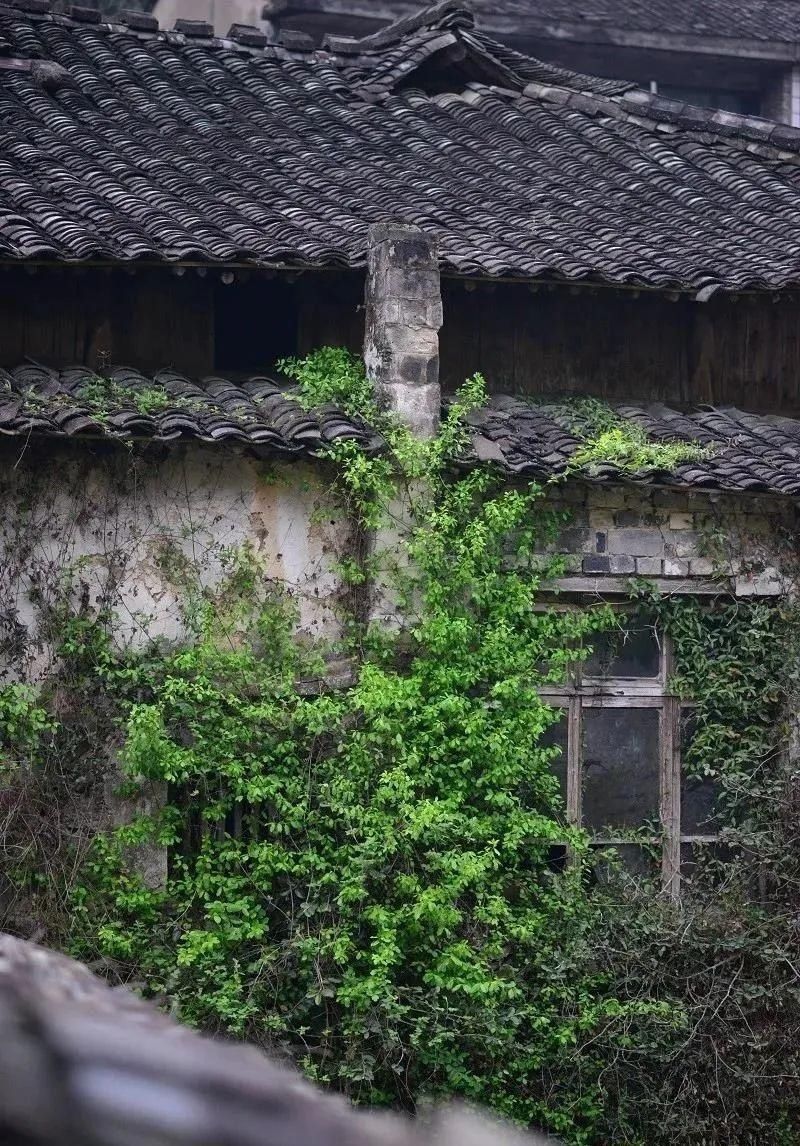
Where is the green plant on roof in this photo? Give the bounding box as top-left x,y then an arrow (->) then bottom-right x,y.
74,377 -> 202,420
561,396 -> 713,476
278,347 -> 376,420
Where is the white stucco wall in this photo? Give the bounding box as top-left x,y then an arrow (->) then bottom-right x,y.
0,442 -> 353,684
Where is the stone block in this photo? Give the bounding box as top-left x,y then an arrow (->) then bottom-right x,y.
614,509 -> 640,527
608,555 -> 636,574
556,553 -> 584,573
669,512 -> 693,530
735,571 -> 784,597
556,525 -> 590,552
397,299 -> 442,327
583,554 -> 610,573
606,528 -> 664,557
380,381 -> 440,440
595,531 -> 607,553
586,488 -> 629,509
588,509 -> 615,531
387,266 -> 440,301
558,482 -> 589,504
651,490 -> 690,509
664,558 -> 690,577
665,532 -> 699,559
636,557 -> 662,575
397,353 -> 439,387
689,558 -> 716,576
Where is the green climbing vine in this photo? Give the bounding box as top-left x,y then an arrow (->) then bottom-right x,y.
1,349 -> 799,1145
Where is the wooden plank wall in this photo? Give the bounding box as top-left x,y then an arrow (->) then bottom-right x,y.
296,271 -> 364,357
0,269 -> 215,376
440,280 -> 800,413
0,268 -> 364,378
3,267 -> 800,415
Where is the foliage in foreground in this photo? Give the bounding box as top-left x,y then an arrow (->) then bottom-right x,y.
2,351 -> 800,1145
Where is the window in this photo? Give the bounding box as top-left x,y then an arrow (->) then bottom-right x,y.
214,276 -> 298,374
540,610 -> 713,896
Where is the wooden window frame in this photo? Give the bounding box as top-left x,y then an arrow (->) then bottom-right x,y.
539,610 -> 708,897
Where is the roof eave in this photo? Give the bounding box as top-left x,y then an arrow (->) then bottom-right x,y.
485,18 -> 799,64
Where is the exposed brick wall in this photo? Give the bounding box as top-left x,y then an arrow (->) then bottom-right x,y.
540,483 -> 795,596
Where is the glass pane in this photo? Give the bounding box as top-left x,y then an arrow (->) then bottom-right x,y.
681,842 -> 737,888
681,777 -> 720,835
582,708 -> 660,832
539,712 -> 568,817
584,618 -> 660,678
591,843 -> 658,885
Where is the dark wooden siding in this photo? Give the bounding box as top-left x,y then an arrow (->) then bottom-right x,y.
3,267 -> 800,414
0,269 -> 215,376
296,271 -> 364,357
0,268 -> 365,378
440,280 -> 800,414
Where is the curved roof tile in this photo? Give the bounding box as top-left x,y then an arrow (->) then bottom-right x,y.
4,363 -> 800,497
0,4 -> 799,289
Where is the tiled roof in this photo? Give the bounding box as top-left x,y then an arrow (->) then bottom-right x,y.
467,0 -> 800,44
292,1 -> 800,46
2,4 -> 800,291
4,364 -> 800,497
467,396 -> 800,495
0,364 -> 380,452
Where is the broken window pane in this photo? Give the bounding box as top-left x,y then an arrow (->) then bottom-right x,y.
582,708 -> 660,831
584,618 -> 660,678
679,710 -> 720,835
546,845 -> 568,874
591,843 -> 658,884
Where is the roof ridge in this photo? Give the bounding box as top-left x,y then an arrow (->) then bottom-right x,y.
614,87 -> 800,150
466,27 -> 633,98
0,0 -> 481,65
322,1 -> 473,55
519,75 -> 800,156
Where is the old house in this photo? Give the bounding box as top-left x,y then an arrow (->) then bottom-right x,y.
2,0 -> 800,899
259,0 -> 800,123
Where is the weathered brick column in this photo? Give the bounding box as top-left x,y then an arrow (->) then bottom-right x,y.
364,223 -> 442,439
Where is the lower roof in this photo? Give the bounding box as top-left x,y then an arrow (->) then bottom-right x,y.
3,364 -> 800,498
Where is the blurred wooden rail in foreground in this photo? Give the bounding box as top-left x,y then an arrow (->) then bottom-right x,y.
0,933 -> 556,1146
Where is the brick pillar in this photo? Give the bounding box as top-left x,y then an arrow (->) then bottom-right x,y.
364,223 -> 442,439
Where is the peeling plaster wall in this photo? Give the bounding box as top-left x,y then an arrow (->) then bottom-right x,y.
2,438 -> 796,689
0,441 -> 354,684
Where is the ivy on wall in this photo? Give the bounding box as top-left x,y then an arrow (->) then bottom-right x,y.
1,352 -> 799,1145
